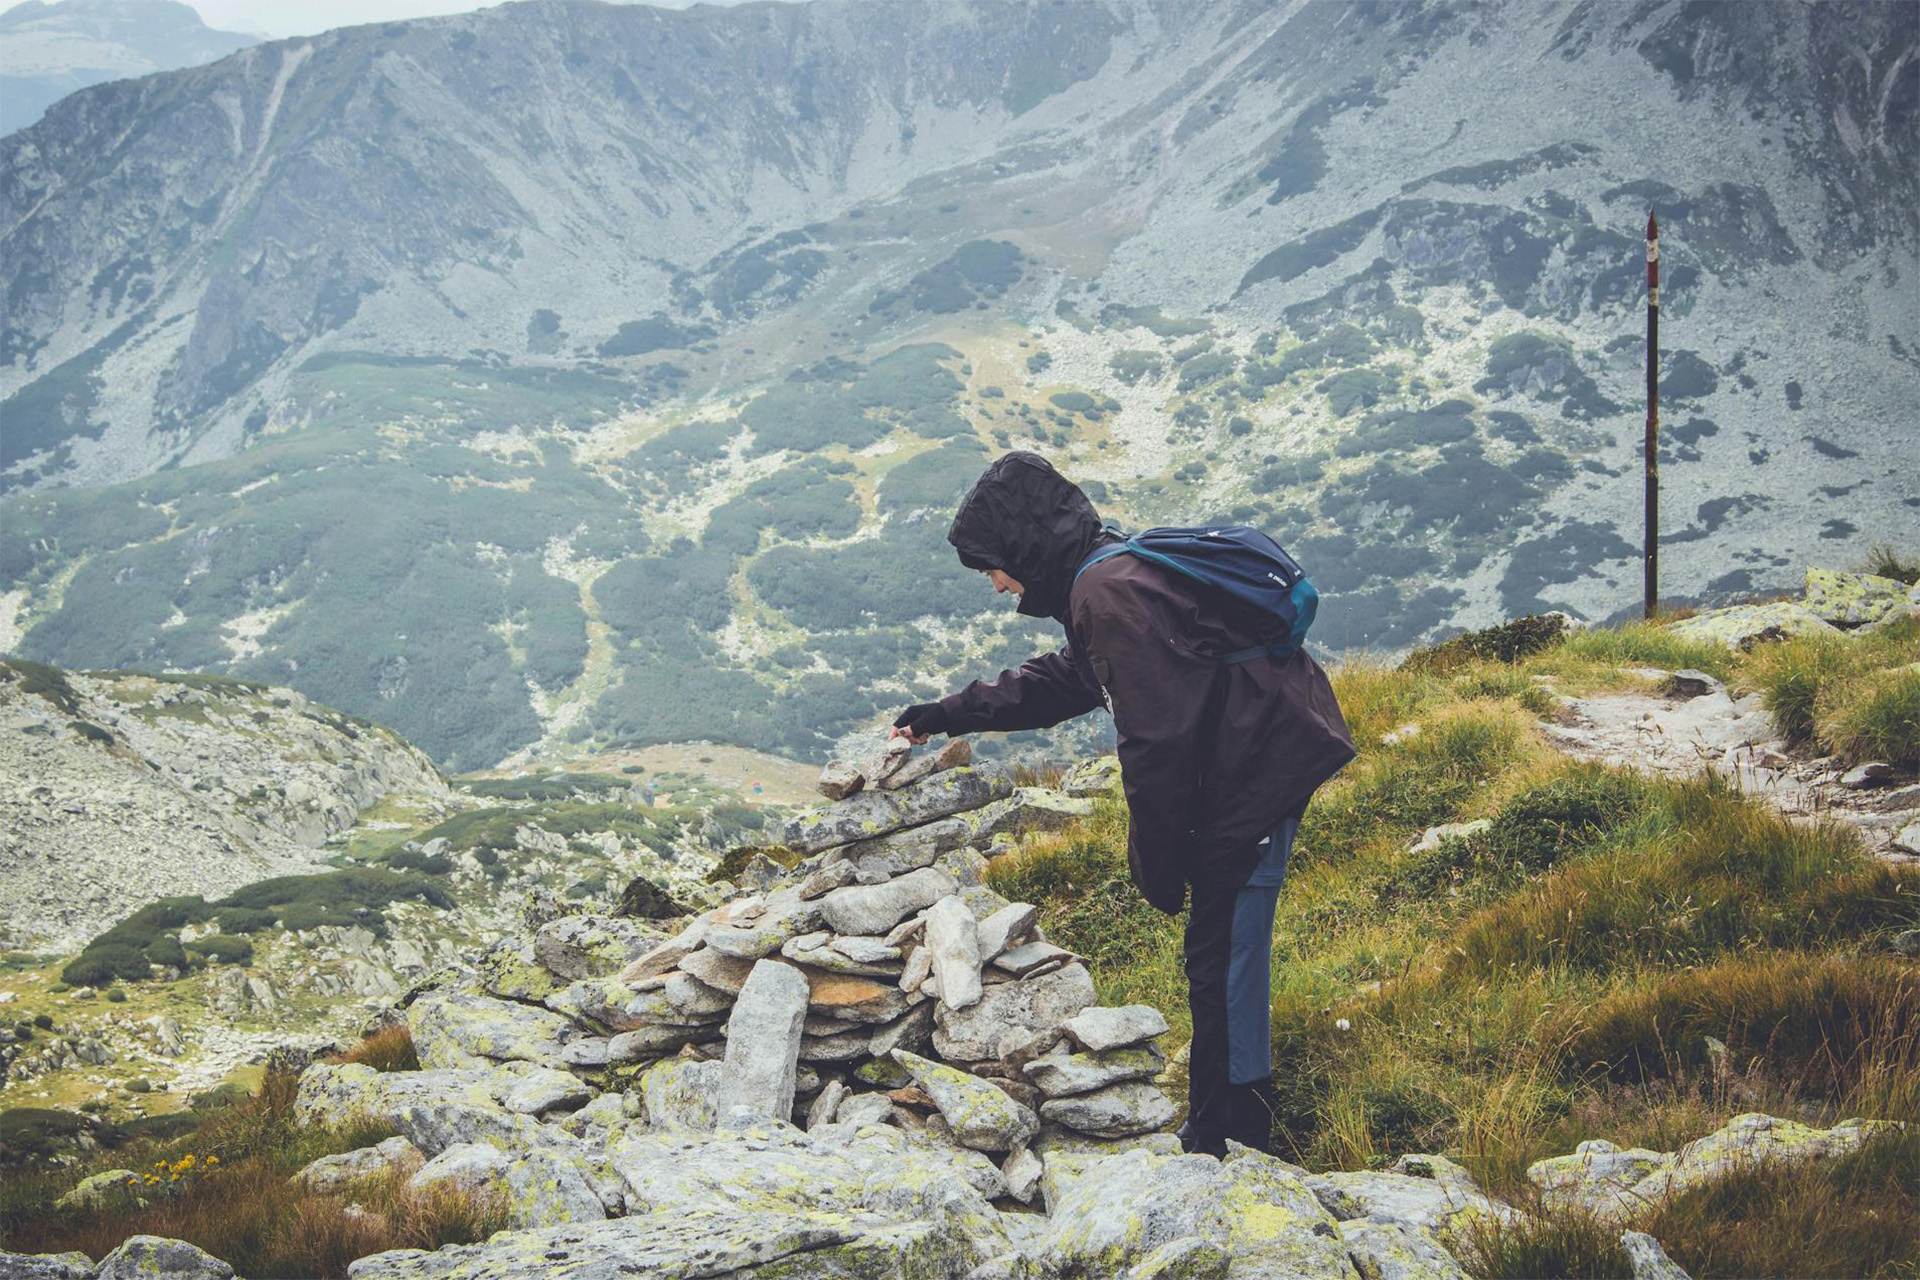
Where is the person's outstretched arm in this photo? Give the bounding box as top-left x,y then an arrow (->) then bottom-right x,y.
894,643 -> 1105,741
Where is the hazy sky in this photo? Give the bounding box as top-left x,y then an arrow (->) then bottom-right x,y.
184,0 -> 764,41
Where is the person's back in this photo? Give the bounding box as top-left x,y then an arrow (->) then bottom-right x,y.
892,451 -> 1354,1155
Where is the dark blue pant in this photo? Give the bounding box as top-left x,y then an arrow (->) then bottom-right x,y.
1181,818 -> 1295,1155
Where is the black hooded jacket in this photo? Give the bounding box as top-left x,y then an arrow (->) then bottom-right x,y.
939,452 -> 1355,914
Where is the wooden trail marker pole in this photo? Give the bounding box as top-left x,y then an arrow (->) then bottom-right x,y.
1644,210 -> 1659,620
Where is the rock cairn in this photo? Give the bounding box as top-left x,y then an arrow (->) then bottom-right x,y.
552,748 -> 1179,1155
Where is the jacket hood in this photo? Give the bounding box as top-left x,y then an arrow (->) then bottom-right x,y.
946,452 -> 1107,623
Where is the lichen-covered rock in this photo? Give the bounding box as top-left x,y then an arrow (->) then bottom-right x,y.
499,1066 -> 592,1116
973,902 -> 1038,962
781,765 -> 1014,855
818,758 -> 865,800
1061,1004 -> 1169,1052
1668,601 -> 1839,650
54,1167 -> 143,1213
1037,1143 -> 1357,1277
1526,1138 -> 1672,1217
1339,1218 -> 1468,1280
702,887 -> 825,960
295,1136 -> 422,1193
408,1142 -> 509,1198
675,944 -> 756,993
1801,567 -> 1908,627
638,1056 -> 724,1131
1306,1168 -> 1516,1241
963,787 -> 1096,848
533,914 -> 664,981
0,1251 -> 93,1279
1023,1042 -> 1164,1097
892,1049 -> 1038,1153
95,1234 -> 236,1279
617,917 -> 709,984
1130,1235 -> 1233,1278
798,965 -> 918,1024
716,958 -> 810,1125
503,1149 -> 608,1228
408,991 -> 580,1069
1060,755 -> 1123,798
1620,1229 -> 1692,1280
1643,1113 -> 1898,1203
1038,1080 -> 1175,1138
926,895 -> 985,1009
934,962 -> 1097,1061
819,865 -> 959,936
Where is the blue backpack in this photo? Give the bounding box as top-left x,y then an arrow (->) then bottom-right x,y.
1074,525 -> 1318,662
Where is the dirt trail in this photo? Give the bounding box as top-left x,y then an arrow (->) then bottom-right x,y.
1540,668 -> 1919,867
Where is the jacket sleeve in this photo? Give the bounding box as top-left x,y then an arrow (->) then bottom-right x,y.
937,643 -> 1106,735
1075,579 -> 1219,915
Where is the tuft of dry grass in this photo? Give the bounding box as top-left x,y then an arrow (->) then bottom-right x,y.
342,1024 -> 421,1073
0,1070 -> 504,1277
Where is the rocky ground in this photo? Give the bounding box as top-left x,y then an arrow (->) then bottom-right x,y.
7,742 -> 1900,1279
0,663 -> 451,954
1542,570 -> 1920,865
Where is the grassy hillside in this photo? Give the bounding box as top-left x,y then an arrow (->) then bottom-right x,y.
989,613 -> 1920,1278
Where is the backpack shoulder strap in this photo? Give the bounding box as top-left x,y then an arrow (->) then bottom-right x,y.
1074,532 -> 1137,582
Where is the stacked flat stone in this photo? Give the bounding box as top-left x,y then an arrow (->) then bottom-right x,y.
569,756 -> 1175,1156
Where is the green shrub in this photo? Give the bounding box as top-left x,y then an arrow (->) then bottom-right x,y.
388,849 -> 453,875
1862,544 -> 1920,585
212,907 -> 276,935
60,944 -> 150,988
68,719 -> 114,745
189,935 -> 254,966
142,934 -> 189,967
104,988 -> 126,1003
1405,614 -> 1568,671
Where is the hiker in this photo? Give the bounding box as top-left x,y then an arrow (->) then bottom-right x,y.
891,452 -> 1354,1157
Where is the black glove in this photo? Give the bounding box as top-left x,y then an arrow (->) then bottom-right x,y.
892,702 -> 950,739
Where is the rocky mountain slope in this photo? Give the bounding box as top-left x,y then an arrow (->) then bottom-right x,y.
0,0 -> 256,137
0,658 -> 448,953
1,0 -> 1914,771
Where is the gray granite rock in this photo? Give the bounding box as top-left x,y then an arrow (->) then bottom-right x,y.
818,866 -> 958,936
926,894 -> 984,1010
1039,1081 -> 1175,1137
797,858 -> 861,899
638,1057 -> 723,1131
407,991 -> 580,1069
407,1141 -> 509,1197
0,1251 -> 94,1279
499,1066 -> 591,1116
1023,1042 -> 1164,1097
1062,1003 -> 1169,1052
1036,1143 -> 1355,1277
781,766 -> 1014,855
866,1001 -> 935,1058
95,1236 -> 236,1280
973,902 -> 1038,961
294,1136 -> 424,1195
934,962 -> 1097,1061
617,916 -> 709,984
533,914 -> 663,981
818,759 -> 865,800
716,959 -> 810,1125
1621,1230 -> 1692,1280
892,1049 -> 1038,1153
503,1149 -> 608,1227
676,944 -> 756,994
702,888 -> 824,959
1059,755 -> 1123,798
1339,1219 -> 1468,1280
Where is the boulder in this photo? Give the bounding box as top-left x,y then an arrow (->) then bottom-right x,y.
1526,1138 -> 1670,1217
892,1049 -> 1039,1153
1668,601 -> 1839,650
533,914 -> 663,981
780,766 -> 1014,855
934,962 -> 1097,1061
677,945 -> 757,994
818,866 -> 958,936
54,1168 -> 144,1213
866,1002 -> 935,1058
295,1136 -> 422,1193
498,1066 -> 592,1116
925,895 -> 985,1009
1621,1230 -> 1692,1280
797,858 -> 861,900
407,992 -> 578,1070
1023,1043 -> 1164,1097
638,1057 -> 724,1131
408,1142 -> 509,1197
1039,1081 -> 1175,1138
716,959 -> 810,1125
1061,1004 -> 1169,1052
1060,755 -> 1123,798
1339,1219 -> 1469,1280
95,1236 -> 235,1280
1840,761 -> 1895,789
1035,1144 -> 1356,1277
993,939 -> 1079,977
1802,567 -> 1908,628
502,1150 -> 608,1227
0,1252 -> 93,1279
